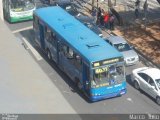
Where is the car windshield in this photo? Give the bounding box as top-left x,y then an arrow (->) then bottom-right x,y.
155,79 -> 160,89
91,64 -> 125,88
11,0 -> 35,11
114,43 -> 132,52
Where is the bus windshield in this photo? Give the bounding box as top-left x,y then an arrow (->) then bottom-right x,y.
91,64 -> 125,87
10,0 -> 35,12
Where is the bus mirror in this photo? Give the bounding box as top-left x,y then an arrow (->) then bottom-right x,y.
86,81 -> 89,85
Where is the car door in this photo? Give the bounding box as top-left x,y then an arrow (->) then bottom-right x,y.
147,78 -> 158,98
137,73 -> 149,91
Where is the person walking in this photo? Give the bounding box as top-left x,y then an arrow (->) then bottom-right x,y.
100,9 -> 105,27
135,7 -> 139,19
135,0 -> 140,19
103,12 -> 110,29
135,0 -> 140,8
96,7 -> 101,25
91,7 -> 97,24
109,14 -> 115,30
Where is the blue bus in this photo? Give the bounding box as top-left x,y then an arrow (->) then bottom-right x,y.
33,6 -> 126,101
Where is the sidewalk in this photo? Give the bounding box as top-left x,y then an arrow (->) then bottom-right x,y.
82,0 -> 160,68
0,19 -> 76,113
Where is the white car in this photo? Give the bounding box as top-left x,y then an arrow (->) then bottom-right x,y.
104,36 -> 139,66
131,67 -> 160,105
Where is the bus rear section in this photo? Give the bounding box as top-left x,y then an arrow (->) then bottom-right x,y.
3,0 -> 36,23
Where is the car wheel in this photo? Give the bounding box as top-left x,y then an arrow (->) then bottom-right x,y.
134,81 -> 140,90
156,97 -> 160,105
47,50 -> 52,61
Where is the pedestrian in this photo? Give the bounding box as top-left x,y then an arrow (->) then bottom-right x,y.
143,0 -> 148,11
100,9 -> 105,27
135,0 -> 140,8
109,14 -> 115,30
91,7 -> 97,24
135,0 -> 140,19
103,12 -> 110,29
96,7 -> 101,25
135,7 -> 139,19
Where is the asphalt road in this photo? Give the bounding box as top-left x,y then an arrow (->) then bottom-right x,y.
4,17 -> 160,114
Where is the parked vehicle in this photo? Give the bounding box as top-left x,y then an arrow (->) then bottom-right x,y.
3,0 -> 36,23
33,6 -> 127,102
104,36 -> 139,65
131,67 -> 160,105
36,4 -> 49,9
52,1 -> 82,16
76,15 -> 103,37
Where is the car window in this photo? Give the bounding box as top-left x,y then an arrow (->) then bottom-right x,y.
148,78 -> 155,86
155,79 -> 160,89
138,73 -> 149,82
114,43 -> 132,52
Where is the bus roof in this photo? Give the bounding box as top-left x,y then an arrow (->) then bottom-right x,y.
34,6 -> 123,63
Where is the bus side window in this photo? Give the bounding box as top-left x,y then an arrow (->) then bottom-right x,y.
74,54 -> 82,71
45,27 -> 52,41
60,43 -> 67,55
52,32 -> 56,40
50,32 -> 57,47
66,47 -> 74,59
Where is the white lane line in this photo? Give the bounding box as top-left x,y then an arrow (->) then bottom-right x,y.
127,97 -> 134,103
22,37 -> 43,61
12,26 -> 33,34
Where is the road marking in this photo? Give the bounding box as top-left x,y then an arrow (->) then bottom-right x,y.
22,37 -> 43,61
127,97 -> 134,103
12,26 -> 33,34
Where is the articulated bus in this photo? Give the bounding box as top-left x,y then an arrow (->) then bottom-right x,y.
3,0 -> 36,23
33,6 -> 127,101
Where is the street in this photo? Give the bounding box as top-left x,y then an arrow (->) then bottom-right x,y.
4,19 -> 160,114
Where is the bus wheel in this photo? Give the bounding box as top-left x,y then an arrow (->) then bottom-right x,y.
76,80 -> 82,91
47,50 -> 52,61
156,96 -> 160,105
134,81 -> 140,90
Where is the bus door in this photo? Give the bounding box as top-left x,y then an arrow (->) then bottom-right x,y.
39,23 -> 45,50
82,63 -> 90,95
47,32 -> 58,63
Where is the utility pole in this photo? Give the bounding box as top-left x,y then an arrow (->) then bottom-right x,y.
91,0 -> 95,11
143,0 -> 148,30
0,0 -> 4,21
108,0 -> 112,11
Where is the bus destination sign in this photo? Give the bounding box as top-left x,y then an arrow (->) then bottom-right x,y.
93,57 -> 123,67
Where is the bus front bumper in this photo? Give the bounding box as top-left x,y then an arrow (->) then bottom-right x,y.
90,88 -> 127,102
10,16 -> 33,23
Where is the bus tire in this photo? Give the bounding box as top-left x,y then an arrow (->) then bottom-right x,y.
47,50 -> 52,61
76,79 -> 82,91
